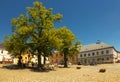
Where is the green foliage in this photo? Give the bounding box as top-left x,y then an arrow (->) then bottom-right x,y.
55,27 -> 81,67
68,40 -> 81,57
5,1 -> 63,68
4,34 -> 27,57
4,1 -> 81,68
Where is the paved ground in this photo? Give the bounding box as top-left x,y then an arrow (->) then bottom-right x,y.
0,64 -> 120,82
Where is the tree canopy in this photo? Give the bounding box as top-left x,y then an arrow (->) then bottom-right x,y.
4,1 -> 81,68
55,27 -> 81,67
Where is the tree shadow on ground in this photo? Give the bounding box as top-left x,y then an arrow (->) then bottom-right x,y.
29,67 -> 50,72
2,64 -> 26,70
1,64 -> 55,73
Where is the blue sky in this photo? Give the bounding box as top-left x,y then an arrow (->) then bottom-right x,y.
0,0 -> 120,50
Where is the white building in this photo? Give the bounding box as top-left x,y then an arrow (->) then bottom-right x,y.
78,42 -> 119,65
0,43 -> 13,63
0,50 -> 12,63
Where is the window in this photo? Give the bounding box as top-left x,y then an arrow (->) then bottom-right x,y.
92,52 -> 95,56
25,57 -> 27,59
107,58 -> 109,60
101,51 -> 104,54
96,51 -> 99,55
84,54 -> 86,57
88,53 -> 90,56
97,58 -> 99,61
106,50 -> 109,54
80,54 -> 82,57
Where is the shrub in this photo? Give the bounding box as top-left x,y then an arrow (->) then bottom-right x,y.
99,68 -> 106,73
76,67 -> 81,69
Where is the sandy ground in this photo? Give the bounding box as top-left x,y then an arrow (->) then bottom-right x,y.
0,64 -> 120,82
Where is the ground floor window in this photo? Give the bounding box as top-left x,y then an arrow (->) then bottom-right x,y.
107,58 -> 109,60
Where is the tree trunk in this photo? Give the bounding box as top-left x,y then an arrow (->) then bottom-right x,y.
64,53 -> 68,68
28,53 -> 31,64
43,55 -> 46,65
37,54 -> 42,68
18,55 -> 22,67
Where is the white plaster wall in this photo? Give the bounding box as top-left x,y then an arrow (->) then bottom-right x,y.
112,49 -> 117,58
79,48 -> 114,58
0,50 -> 12,61
31,55 -> 49,64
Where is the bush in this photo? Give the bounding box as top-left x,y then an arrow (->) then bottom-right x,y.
76,67 -> 81,69
99,68 -> 106,73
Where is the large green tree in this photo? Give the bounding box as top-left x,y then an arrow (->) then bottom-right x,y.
6,1 -> 62,68
4,34 -> 28,67
5,1 -> 81,69
56,27 -> 81,67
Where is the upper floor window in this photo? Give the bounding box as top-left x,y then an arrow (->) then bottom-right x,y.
25,57 -> 27,59
80,54 -> 82,57
88,53 -> 90,56
106,57 -> 109,60
106,50 -> 109,54
101,51 -> 104,54
92,52 -> 95,56
96,51 -> 99,55
84,54 -> 86,57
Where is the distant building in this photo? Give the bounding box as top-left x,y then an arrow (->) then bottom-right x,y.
78,42 -> 120,65
49,51 -> 64,64
13,52 -> 49,65
49,51 -> 78,64
0,42 -> 13,63
0,42 -> 49,65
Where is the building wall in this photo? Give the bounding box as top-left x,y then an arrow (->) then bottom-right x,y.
49,51 -> 78,64
117,53 -> 120,60
13,53 -> 49,65
49,51 -> 64,64
13,52 -> 30,64
0,49 -> 13,63
78,47 -> 117,65
112,48 -> 118,63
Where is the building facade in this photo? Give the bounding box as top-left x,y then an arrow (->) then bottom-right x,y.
49,51 -> 78,64
13,52 -> 49,65
49,51 -> 64,64
0,43 -> 13,63
78,42 -> 119,65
